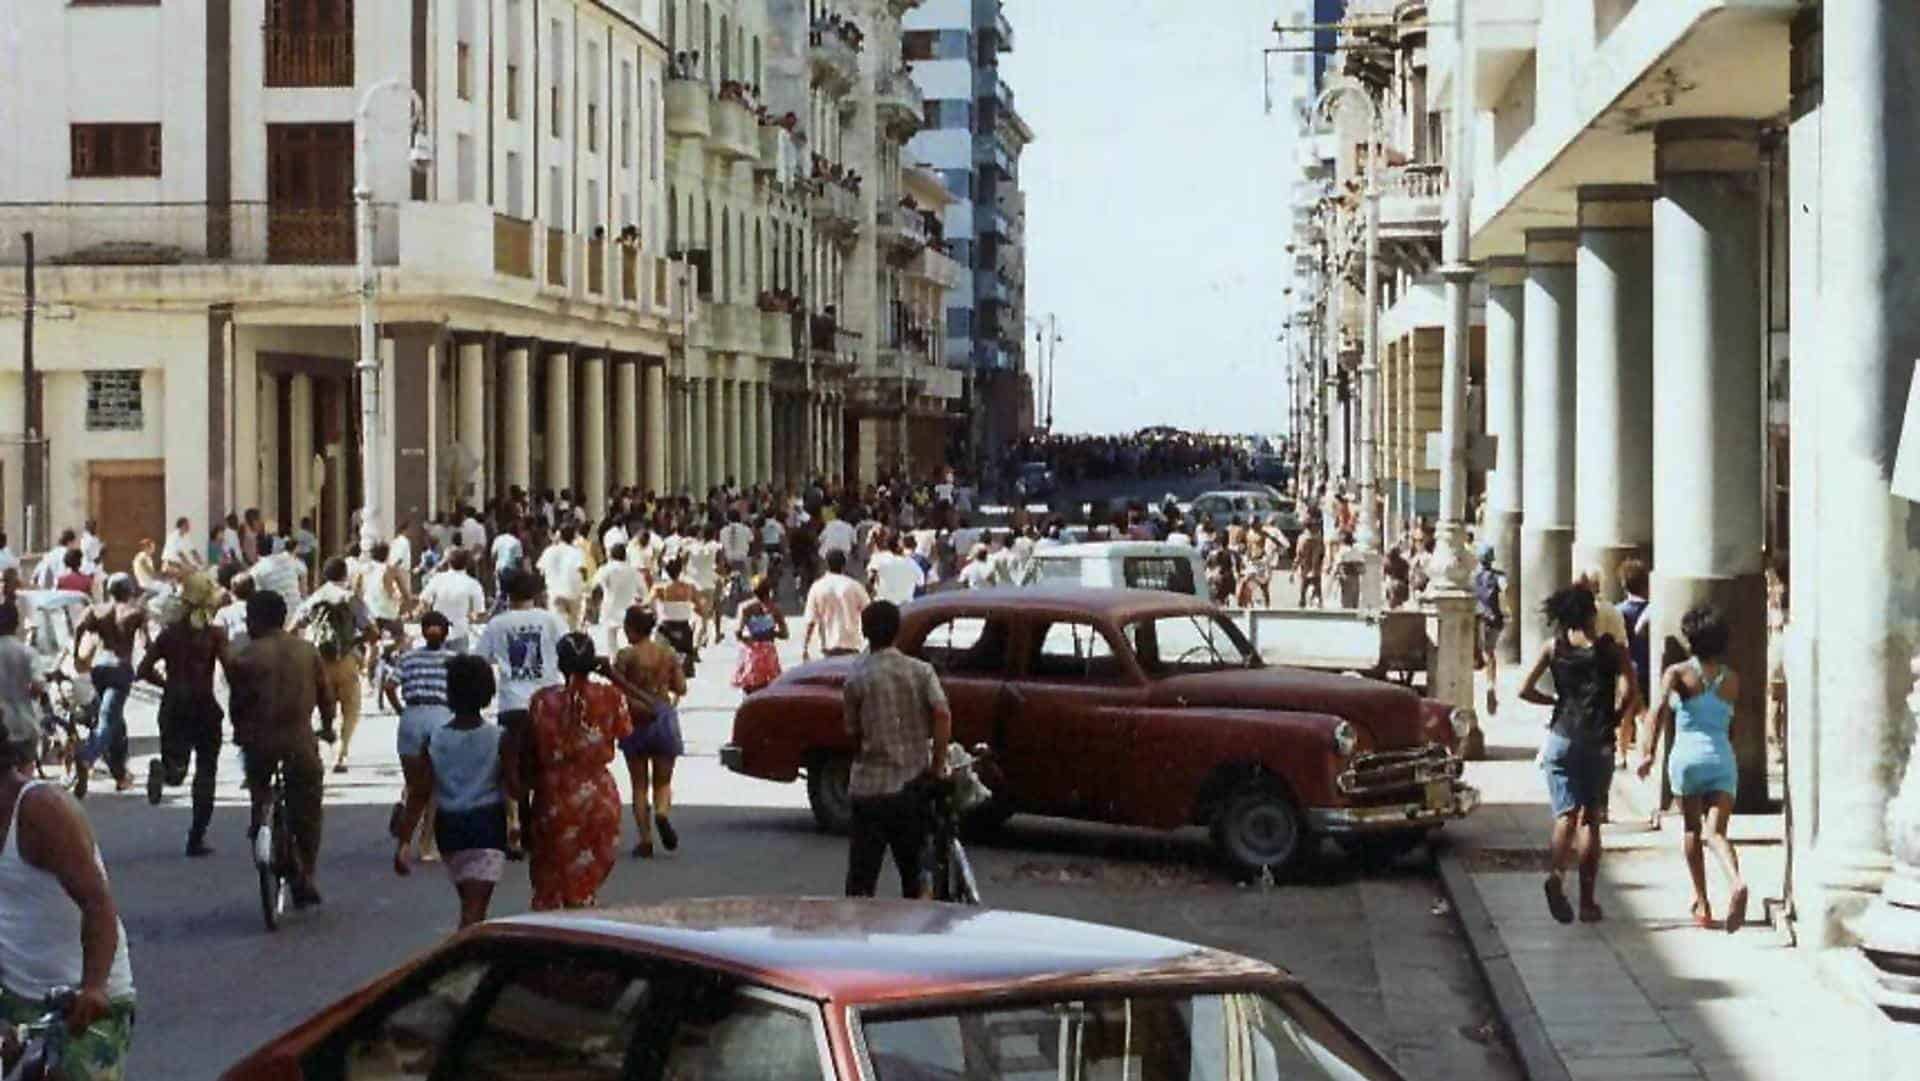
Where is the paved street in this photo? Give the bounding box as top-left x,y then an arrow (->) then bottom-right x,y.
84,630 -> 1514,1080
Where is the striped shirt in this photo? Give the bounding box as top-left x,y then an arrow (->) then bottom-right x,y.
393,645 -> 452,707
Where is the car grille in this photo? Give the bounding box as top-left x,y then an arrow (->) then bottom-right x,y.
1336,744 -> 1463,798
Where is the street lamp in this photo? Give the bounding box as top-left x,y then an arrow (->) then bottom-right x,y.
354,79 -> 432,550
1313,82 -> 1383,603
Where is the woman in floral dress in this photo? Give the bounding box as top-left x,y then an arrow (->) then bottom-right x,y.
522,633 -> 633,910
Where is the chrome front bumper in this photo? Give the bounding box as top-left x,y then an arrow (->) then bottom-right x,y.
1306,783 -> 1480,835
719,743 -> 745,772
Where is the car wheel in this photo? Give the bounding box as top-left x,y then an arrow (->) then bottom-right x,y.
1337,832 -> 1428,870
1211,784 -> 1305,879
806,753 -> 853,834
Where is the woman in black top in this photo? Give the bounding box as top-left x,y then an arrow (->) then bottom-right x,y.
1517,586 -> 1641,925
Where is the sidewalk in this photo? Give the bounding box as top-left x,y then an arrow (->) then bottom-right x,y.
1439,670 -> 1920,1081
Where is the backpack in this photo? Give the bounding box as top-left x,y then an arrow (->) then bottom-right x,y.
307,595 -> 359,661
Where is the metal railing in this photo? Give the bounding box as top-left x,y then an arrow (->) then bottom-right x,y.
494,214 -> 533,278
264,28 -> 354,87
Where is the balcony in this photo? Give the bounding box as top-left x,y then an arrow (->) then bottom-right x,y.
264,28 -> 353,88
809,35 -> 858,94
711,95 -> 759,162
904,245 -> 963,289
1378,164 -> 1447,231
545,226 -> 567,287
267,207 -> 354,263
874,74 -> 925,139
664,78 -> 712,140
760,310 -> 796,360
914,362 -> 964,400
756,125 -> 787,174
809,315 -> 860,370
809,184 -> 861,241
621,247 -> 639,302
586,234 -> 606,295
493,214 -> 533,278
876,206 -> 929,257
975,202 -> 1010,240
975,137 -> 1016,179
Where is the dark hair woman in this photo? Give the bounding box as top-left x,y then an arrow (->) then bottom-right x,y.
521,633 -> 633,909
731,574 -> 789,694
1517,585 -> 1642,925
613,606 -> 688,859
1636,605 -> 1747,932
393,654 -> 507,927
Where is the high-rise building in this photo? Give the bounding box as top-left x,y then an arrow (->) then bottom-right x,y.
903,0 -> 1032,474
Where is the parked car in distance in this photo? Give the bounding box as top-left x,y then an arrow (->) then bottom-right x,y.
723,588 -> 1477,875
1031,541 -> 1207,599
1249,453 -> 1291,486
1013,461 -> 1058,500
219,898 -> 1412,1081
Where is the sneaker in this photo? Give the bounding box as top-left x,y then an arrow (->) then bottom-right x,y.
146,759 -> 164,806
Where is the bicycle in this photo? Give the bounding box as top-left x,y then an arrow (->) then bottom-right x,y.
0,987 -> 77,1081
36,670 -> 97,801
918,744 -> 996,905
254,761 -> 297,932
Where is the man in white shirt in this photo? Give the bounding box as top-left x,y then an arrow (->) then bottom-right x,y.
757,514 -> 786,578
459,510 -> 488,555
476,569 -> 568,853
602,519 -> 630,557
416,548 -> 488,652
31,530 -> 78,591
803,550 -> 871,660
819,512 -> 856,562
958,545 -> 999,590
387,521 -> 414,600
719,511 -> 755,581
0,533 -> 17,577
536,524 -> 589,630
866,532 -> 925,606
161,518 -> 202,579
78,521 -> 104,575
588,542 -> 645,654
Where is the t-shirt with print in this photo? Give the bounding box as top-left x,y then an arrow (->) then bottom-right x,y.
476,607 -> 567,712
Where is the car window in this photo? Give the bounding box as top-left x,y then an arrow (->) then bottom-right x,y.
919,616 -> 1010,676
1122,556 -> 1197,595
662,989 -> 827,1081
1027,621 -> 1122,682
312,957 -> 491,1081
1033,558 -> 1081,585
447,955 -> 652,1079
1131,614 -> 1259,676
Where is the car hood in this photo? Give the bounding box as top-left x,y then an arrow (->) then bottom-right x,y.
1144,667 -> 1428,749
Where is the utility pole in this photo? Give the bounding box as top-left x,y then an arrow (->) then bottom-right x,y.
20,231 -> 39,552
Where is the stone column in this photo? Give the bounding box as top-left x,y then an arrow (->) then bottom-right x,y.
1519,229 -> 1578,654
502,345 -> 533,493
758,383 -> 774,485
644,363 -> 668,494
613,359 -> 639,491
457,341 -> 487,505
722,379 -> 741,486
706,377 -> 725,492
1575,186 -> 1657,601
689,379 -> 708,496
579,354 -> 607,518
288,374 -> 314,531
544,350 -> 573,496
1652,120 -> 1768,813
1484,257 -> 1527,662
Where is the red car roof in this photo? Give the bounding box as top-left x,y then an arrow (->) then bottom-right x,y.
476,898 -> 1284,1004
902,586 -> 1218,626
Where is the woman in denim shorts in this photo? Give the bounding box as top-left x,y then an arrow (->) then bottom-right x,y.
1517,585 -> 1641,926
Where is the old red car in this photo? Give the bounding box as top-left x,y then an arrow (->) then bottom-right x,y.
722,588 -> 1477,876
219,898 -> 1409,1080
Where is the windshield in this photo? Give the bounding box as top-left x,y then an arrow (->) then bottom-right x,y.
1128,614 -> 1260,675
859,990 -> 1396,1081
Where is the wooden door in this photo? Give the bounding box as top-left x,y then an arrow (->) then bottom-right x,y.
88,461 -> 166,575
267,123 -> 353,262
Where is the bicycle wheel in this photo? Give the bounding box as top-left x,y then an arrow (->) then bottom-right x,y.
258,795 -> 290,931
948,838 -> 981,905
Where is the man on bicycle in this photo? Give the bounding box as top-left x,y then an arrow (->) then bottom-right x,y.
0,669 -> 137,1079
227,591 -> 335,908
841,601 -> 950,899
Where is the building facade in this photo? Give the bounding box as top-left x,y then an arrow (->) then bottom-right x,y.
902,0 -> 1031,475
0,0 -> 966,567
1297,0 -> 1920,989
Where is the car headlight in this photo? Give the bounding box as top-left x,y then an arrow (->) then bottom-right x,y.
1450,708 -> 1474,741
1331,721 -> 1358,757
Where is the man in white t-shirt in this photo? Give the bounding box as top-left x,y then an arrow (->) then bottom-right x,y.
588,542 -> 644,655
536,524 -> 589,630
866,533 -> 925,606
460,511 -> 488,555
819,513 -> 856,561
803,549 -> 871,660
476,569 -> 568,853
757,514 -> 786,578
959,545 -> 999,589
719,511 -> 755,580
601,519 -> 630,557
387,522 -> 414,601
416,548 -> 488,652
161,518 -> 202,579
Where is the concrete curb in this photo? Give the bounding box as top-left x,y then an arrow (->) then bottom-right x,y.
1434,847 -> 1573,1081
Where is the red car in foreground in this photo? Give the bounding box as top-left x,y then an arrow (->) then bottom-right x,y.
722,588 -> 1477,876
220,898 -> 1408,1080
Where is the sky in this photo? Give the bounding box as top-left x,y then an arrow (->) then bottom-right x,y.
1001,1 -> 1298,436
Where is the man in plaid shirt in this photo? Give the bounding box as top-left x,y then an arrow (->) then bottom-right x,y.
842,601 -> 952,898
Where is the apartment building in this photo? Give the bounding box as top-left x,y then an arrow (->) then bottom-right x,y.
0,0 -> 697,561
902,0 -> 1031,471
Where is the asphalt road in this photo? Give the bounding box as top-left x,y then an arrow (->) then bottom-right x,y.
78,630 -> 1515,1081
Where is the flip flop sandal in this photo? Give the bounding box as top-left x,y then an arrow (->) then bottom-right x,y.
1691,900 -> 1714,929
1544,877 -> 1575,924
1579,902 -> 1604,923
1726,886 -> 1748,934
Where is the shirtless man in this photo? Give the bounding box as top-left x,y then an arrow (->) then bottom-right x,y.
75,577 -> 148,791
137,578 -> 230,856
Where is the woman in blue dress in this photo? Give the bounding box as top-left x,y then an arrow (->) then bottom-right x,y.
1637,605 -> 1747,933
